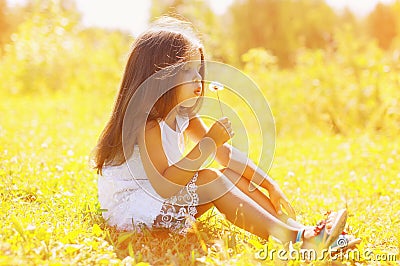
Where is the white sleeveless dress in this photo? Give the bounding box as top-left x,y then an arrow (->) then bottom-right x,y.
97,114 -> 199,234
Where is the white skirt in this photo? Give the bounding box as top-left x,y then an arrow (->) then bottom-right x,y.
98,160 -> 199,235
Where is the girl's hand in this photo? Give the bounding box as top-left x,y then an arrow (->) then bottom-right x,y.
205,117 -> 234,147
269,185 -> 296,219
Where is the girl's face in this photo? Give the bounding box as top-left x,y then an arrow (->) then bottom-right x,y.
175,51 -> 202,108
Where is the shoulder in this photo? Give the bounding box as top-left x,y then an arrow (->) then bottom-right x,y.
141,119 -> 170,177
141,119 -> 163,145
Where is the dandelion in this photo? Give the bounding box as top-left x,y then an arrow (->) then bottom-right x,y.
208,81 -> 224,117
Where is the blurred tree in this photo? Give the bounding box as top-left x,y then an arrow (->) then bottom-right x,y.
0,0 -> 32,53
228,0 -> 337,68
340,7 -> 357,27
0,0 -> 130,94
366,3 -> 397,50
391,1 -> 400,48
0,0 -> 80,92
149,0 -> 236,63
0,0 -> 10,52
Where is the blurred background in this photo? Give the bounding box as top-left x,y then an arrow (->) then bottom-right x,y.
2,2 -> 400,264
1,0 -> 399,138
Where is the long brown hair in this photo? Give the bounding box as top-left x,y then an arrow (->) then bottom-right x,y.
92,16 -> 205,175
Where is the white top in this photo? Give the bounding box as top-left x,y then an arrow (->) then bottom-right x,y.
97,114 -> 191,231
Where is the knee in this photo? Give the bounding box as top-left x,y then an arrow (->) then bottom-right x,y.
196,168 -> 234,203
196,168 -> 222,185
217,167 -> 242,185
196,168 -> 236,191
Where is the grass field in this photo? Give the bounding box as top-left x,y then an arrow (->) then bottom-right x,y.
1,91 -> 399,265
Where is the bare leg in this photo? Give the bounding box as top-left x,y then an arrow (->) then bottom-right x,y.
195,202 -> 214,218
220,169 -> 341,231
195,168 -> 299,243
220,168 -> 306,229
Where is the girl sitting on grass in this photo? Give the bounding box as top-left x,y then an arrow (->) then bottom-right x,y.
92,16 -> 358,253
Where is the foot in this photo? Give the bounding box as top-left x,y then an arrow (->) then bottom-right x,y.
322,210 -> 340,233
300,209 -> 348,251
330,233 -> 362,253
313,211 -> 361,253
302,209 -> 347,239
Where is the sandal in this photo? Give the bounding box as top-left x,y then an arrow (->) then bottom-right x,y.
296,209 -> 348,251
320,210 -> 361,252
330,232 -> 362,253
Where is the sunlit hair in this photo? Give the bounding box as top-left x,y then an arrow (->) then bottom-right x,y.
92,16 -> 205,175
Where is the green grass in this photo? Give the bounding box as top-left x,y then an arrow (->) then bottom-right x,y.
1,91 -> 399,265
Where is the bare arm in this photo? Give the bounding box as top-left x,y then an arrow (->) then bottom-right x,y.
140,118 -> 232,198
186,115 -> 296,218
185,115 -> 277,191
